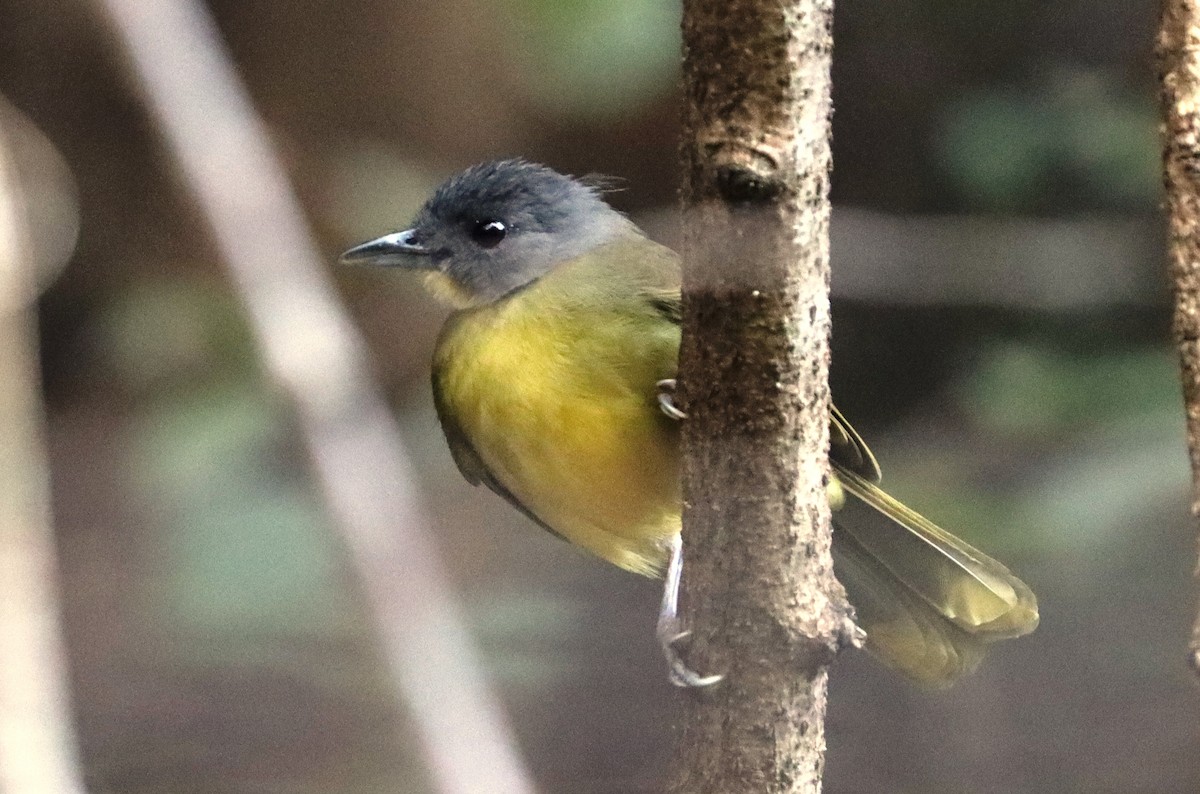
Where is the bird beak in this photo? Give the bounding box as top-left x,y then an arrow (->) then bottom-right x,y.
339,229 -> 432,267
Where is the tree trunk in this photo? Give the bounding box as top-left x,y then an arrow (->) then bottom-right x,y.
669,1 -> 853,792
1158,0 -> 1200,676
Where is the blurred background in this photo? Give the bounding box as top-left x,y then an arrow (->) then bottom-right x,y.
0,0 -> 1192,791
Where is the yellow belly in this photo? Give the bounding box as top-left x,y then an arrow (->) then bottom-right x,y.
434,294 -> 682,575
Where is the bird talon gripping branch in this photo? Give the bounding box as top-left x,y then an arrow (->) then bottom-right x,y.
656,378 -> 687,420
656,535 -> 722,688
662,631 -> 724,689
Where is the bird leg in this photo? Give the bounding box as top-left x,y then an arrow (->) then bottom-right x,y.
657,535 -> 723,687
654,380 -> 721,685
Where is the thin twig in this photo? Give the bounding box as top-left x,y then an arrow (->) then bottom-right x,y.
1159,0 -> 1200,675
89,1 -> 537,791
0,104 -> 87,794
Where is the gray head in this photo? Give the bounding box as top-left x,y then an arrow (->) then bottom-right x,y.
341,159 -> 636,307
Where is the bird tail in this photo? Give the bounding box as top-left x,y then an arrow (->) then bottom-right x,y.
832,466 -> 1039,685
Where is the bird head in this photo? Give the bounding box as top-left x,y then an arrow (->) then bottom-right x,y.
341,159 -> 634,308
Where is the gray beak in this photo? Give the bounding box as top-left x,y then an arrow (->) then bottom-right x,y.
339,229 -> 432,267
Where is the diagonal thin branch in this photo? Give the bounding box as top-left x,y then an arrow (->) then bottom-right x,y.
88,1 -> 537,791
0,105 -> 87,794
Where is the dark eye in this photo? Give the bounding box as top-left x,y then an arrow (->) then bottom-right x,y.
470,219 -> 507,248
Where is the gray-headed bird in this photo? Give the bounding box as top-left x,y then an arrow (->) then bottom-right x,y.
342,160 -> 1038,686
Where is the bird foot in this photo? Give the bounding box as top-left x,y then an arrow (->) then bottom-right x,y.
658,621 -> 723,688
656,379 -> 687,420
657,534 -> 721,687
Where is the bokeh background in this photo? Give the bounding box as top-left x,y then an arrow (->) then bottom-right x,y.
1,0 -> 1193,791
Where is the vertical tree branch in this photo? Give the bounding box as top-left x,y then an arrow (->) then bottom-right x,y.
0,108 -> 87,794
671,1 -> 852,792
1159,0 -> 1200,675
89,1 -> 537,791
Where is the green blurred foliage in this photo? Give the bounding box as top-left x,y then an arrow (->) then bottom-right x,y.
962,341 -> 1178,437
875,338 -> 1187,563
937,70 -> 1159,211
509,0 -> 681,116
132,383 -> 357,637
97,279 -> 357,638
963,340 -> 1186,552
92,279 -> 257,391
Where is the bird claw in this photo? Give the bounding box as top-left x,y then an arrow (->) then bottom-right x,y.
660,625 -> 724,688
656,379 -> 687,420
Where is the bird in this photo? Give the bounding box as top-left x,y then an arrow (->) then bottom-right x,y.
341,159 -> 1038,686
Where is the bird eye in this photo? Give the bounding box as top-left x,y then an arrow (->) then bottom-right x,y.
470,219 -> 507,248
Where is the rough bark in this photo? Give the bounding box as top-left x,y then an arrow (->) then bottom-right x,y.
1159,0 -> 1200,676
670,1 -> 854,792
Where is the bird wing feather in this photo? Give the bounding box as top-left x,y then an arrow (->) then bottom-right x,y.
834,465 -> 1039,639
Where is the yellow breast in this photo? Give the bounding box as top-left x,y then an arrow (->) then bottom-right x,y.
433,275 -> 682,575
